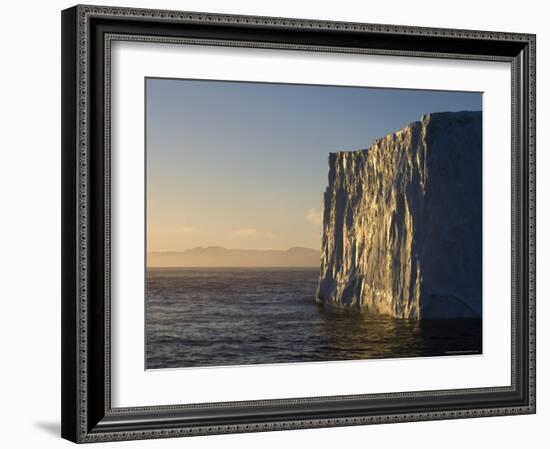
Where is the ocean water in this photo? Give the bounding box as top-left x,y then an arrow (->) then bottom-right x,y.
146,268 -> 482,369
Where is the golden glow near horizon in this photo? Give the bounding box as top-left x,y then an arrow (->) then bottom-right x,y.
147,206 -> 324,253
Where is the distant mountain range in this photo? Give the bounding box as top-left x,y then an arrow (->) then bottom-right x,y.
147,246 -> 321,268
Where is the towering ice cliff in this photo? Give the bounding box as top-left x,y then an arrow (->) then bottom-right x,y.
316,111 -> 482,320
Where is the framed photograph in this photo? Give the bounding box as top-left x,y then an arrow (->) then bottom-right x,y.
61,4 -> 536,443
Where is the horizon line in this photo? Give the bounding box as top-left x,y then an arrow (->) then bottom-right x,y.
147,265 -> 321,269
147,246 -> 321,254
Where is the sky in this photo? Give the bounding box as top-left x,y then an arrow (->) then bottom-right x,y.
146,78 -> 481,252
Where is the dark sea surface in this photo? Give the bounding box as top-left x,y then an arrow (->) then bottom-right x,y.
146,268 -> 482,369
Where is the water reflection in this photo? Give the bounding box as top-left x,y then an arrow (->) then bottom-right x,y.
315,305 -> 481,361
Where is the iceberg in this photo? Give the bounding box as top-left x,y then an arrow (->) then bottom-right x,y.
316,111 -> 482,319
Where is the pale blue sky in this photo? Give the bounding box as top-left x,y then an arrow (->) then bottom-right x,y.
146,78 -> 481,252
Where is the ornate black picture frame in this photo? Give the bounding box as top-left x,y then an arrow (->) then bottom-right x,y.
61,4 -> 536,443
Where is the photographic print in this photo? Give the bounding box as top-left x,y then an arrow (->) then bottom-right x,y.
145,78 -> 482,369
